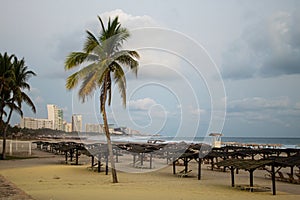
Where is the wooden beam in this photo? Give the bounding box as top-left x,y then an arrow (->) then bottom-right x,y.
249,170 -> 254,192
272,163 -> 276,195
173,160 -> 176,175
105,154 -> 108,175
184,158 -> 188,173
133,154 -> 136,167
140,153 -> 144,166
97,160 -> 101,173
198,158 -> 202,180
75,148 -> 79,165
231,167 -> 235,187
91,156 -> 94,168
65,151 -> 68,164
150,153 -> 153,169
115,149 -> 119,163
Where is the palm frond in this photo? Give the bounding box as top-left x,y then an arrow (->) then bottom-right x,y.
128,50 -> 140,59
78,71 -> 98,102
83,30 -> 100,53
20,92 -> 36,113
115,53 -> 139,77
73,61 -> 110,101
5,102 -> 23,117
66,72 -> 79,90
98,16 -> 106,35
65,52 -> 98,70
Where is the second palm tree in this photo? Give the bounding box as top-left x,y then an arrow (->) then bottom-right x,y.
65,16 -> 139,183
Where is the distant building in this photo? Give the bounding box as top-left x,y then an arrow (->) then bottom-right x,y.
20,117 -> 53,130
72,114 -> 82,132
85,123 -> 104,133
47,104 -> 64,131
63,121 -> 72,132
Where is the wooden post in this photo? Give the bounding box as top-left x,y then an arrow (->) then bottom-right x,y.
198,158 -> 202,180
173,160 -> 176,174
91,156 -> 94,168
105,154 -> 109,175
184,158 -> 188,173
231,167 -> 235,187
141,153 -> 144,166
65,151 -> 68,164
75,148 -> 79,165
70,149 -> 73,162
291,166 -> 294,176
115,149 -> 119,163
272,163 -> 276,195
98,160 -> 101,173
211,158 -> 214,171
249,170 -> 254,192
150,153 -> 153,169
133,154 -> 136,167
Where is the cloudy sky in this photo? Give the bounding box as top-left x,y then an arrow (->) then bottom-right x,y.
1,0 -> 300,138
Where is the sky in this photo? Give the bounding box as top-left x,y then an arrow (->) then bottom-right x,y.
1,0 -> 300,138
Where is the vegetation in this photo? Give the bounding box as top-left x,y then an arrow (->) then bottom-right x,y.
65,16 -> 139,183
0,52 -> 36,160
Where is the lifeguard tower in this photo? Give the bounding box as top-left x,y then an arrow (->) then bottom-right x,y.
209,133 -> 223,148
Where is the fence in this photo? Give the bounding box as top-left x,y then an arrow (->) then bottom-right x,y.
0,139 -> 33,156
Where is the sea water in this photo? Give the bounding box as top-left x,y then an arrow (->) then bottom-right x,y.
84,134 -> 300,149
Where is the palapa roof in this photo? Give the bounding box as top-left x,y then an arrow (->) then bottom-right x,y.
216,159 -> 273,170
267,155 -> 300,167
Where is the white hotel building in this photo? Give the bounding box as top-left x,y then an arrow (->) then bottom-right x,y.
20,117 -> 53,130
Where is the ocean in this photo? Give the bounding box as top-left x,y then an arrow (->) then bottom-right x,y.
83,134 -> 300,149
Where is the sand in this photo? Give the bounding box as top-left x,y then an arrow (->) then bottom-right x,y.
0,150 -> 300,200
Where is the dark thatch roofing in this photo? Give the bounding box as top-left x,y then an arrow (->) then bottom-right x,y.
216,159 -> 273,170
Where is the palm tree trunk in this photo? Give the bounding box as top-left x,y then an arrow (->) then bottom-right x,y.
1,108 -> 12,160
101,74 -> 118,183
102,105 -> 118,183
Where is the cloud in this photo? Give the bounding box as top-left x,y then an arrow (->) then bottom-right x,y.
189,106 -> 206,116
128,98 -> 157,111
99,9 -> 158,29
227,96 -> 300,126
221,10 -> 300,79
227,96 -> 289,112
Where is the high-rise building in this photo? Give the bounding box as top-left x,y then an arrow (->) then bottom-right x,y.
47,104 -> 64,131
72,114 -> 82,132
20,117 -> 53,130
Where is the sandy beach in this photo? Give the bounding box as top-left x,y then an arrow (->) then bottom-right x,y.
0,148 -> 299,200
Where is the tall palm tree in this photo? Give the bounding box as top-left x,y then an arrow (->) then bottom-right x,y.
0,52 -> 15,160
0,53 -> 15,119
65,16 -> 139,183
0,53 -> 36,160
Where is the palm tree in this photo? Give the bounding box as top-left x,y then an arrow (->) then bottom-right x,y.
0,53 -> 15,119
65,16 -> 139,183
0,53 -> 36,159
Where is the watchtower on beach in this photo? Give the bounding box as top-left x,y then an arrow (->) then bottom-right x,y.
209,133 -> 223,148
